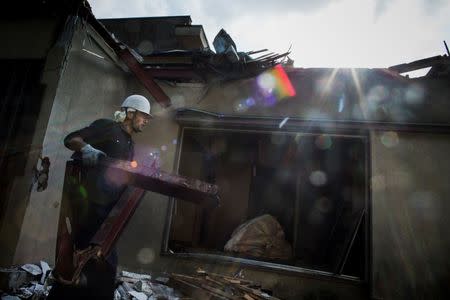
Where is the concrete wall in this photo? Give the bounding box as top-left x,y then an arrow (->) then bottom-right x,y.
115,71 -> 450,300
10,21 -> 209,267
193,69 -> 450,125
13,23 -> 130,265
115,77 -> 370,299
371,132 -> 450,299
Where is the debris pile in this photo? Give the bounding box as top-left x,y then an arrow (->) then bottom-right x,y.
115,270 -> 181,300
2,265 -> 281,299
168,269 -> 280,300
0,262 -> 52,299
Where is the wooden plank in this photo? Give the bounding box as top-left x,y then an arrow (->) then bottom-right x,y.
170,277 -> 230,300
98,157 -> 219,207
171,272 -> 280,300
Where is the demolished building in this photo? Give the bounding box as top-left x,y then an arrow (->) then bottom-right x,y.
1,0 -> 450,299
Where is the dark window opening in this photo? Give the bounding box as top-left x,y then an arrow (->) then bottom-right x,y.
168,127 -> 367,278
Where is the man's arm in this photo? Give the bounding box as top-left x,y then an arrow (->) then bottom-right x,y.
64,131 -> 106,166
64,136 -> 87,152
64,119 -> 112,151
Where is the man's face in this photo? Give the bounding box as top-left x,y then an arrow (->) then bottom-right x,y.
132,111 -> 151,133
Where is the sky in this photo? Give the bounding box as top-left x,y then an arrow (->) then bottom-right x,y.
89,0 -> 450,69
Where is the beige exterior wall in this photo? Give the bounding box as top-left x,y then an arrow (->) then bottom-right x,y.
116,77 -> 369,300
117,71 -> 450,299
11,23 -> 209,266
371,132 -> 450,299
13,23 -> 130,264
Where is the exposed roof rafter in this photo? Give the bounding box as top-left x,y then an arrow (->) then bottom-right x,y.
79,4 -> 172,107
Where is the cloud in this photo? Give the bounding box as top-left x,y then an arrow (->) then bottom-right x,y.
195,0 -> 341,18
374,0 -> 449,20
159,0 -> 342,19
88,0 -> 450,68
374,0 -> 390,19
90,0 -> 170,18
422,0 -> 448,15
89,0 -> 342,53
90,0 -> 341,19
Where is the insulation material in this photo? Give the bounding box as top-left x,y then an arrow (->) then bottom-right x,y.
224,214 -> 293,260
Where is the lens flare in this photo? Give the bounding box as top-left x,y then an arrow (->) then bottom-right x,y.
257,72 -> 276,90
380,131 -> 399,148
315,135 -> 333,150
171,94 -> 186,108
245,97 -> 256,106
130,160 -> 138,168
405,84 -> 425,104
255,64 -> 296,107
367,85 -> 388,104
371,175 -> 386,190
309,170 -> 327,186
317,196 -> 333,213
234,100 -> 248,112
137,247 -> 155,264
279,117 -> 289,128
271,64 -> 296,98
79,185 -> 88,198
338,93 -> 345,112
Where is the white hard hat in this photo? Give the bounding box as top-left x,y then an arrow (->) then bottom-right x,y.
121,95 -> 152,116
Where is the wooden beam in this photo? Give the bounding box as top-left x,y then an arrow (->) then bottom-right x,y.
80,6 -> 172,107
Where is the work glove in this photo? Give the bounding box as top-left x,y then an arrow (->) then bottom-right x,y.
80,144 -> 106,166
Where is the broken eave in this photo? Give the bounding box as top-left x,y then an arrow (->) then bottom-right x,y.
140,49 -> 291,83
78,5 -> 172,107
75,4 -> 291,96
389,54 -> 450,78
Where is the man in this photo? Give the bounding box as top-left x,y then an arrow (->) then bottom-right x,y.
48,94 -> 152,299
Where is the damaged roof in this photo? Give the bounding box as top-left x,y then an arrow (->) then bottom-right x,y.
56,1 -> 290,107
99,16 -> 210,53
94,11 -> 291,82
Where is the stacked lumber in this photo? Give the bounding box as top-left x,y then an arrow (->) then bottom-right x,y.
169,270 -> 281,300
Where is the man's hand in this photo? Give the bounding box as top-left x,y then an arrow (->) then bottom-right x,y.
80,144 -> 106,166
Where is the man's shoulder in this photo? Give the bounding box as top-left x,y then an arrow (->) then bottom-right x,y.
90,118 -> 115,127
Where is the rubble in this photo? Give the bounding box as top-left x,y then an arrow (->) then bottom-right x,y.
0,262 -> 52,300
133,280 -> 153,294
121,270 -> 151,281
116,271 -> 181,300
0,268 -> 31,291
39,262 -> 50,285
20,265 -> 41,277
1,296 -> 21,300
154,276 -> 169,284
114,268 -> 280,300
129,290 -> 147,300
168,269 -> 280,300
2,264 -> 281,299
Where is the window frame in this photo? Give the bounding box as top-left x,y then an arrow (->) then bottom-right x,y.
161,109 -> 377,284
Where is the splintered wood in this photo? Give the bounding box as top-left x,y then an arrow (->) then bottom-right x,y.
169,270 -> 280,300
99,157 -> 220,207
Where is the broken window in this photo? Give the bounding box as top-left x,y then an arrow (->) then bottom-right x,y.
166,126 -> 367,279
